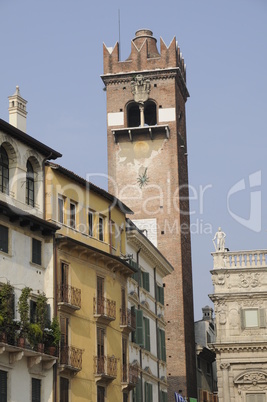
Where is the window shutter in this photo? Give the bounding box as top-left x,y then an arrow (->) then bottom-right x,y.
161,329 -> 166,362
0,370 -> 7,402
136,310 -> 144,347
240,309 -> 245,330
32,378 -> 41,402
259,309 -> 266,328
0,225 -> 8,253
136,378 -> 142,402
157,328 -> 161,359
144,317 -> 150,351
142,272 -> 150,292
159,286 -> 164,305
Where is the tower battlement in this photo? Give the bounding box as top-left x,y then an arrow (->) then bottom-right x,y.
103,29 -> 186,82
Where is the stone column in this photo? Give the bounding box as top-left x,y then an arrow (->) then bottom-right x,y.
139,103 -> 145,127
220,362 -> 231,402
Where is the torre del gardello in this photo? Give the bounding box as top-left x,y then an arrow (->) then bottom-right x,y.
102,29 -> 197,398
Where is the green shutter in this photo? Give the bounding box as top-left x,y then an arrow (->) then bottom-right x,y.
159,286 -> 164,305
161,391 -> 167,402
157,328 -> 161,359
259,309 -> 266,328
144,317 -> 150,351
136,310 -> 144,347
0,370 -> 7,402
161,329 -> 166,361
135,378 -> 142,402
142,272 -> 150,292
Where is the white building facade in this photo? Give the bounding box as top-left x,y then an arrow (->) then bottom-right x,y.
210,236 -> 267,402
0,88 -> 61,402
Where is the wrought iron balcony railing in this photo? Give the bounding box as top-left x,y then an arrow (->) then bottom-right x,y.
94,355 -> 118,380
93,297 -> 116,321
120,308 -> 136,331
57,285 -> 81,310
60,345 -> 83,372
122,363 -> 139,384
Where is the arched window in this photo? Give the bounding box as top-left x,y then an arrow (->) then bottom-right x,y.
26,160 -> 34,206
144,101 -> 157,126
127,103 -> 140,127
0,146 -> 9,194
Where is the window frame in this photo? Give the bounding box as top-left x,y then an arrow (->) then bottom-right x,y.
88,210 -> 94,237
60,377 -> 69,402
69,201 -> 76,229
241,308 -> 266,329
58,196 -> 65,224
32,238 -> 42,266
0,224 -> 8,254
0,146 -> 9,195
0,370 -> 7,402
98,215 -> 105,242
26,160 -> 34,207
32,378 -> 41,402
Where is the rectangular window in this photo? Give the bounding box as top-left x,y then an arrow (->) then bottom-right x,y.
69,202 -> 76,229
246,394 -> 265,402
132,378 -> 142,402
156,285 -> 164,305
144,316 -> 150,352
97,327 -> 105,374
88,210 -> 94,237
160,391 -> 168,402
32,239 -> 41,265
60,377 -> 69,402
0,370 -> 7,402
32,378 -> 41,402
144,382 -> 153,402
97,386 -> 105,402
241,309 -> 266,329
30,300 -> 37,323
142,272 -> 150,292
58,197 -> 64,224
157,328 -> 166,361
0,225 -> 8,253
98,216 -> 104,241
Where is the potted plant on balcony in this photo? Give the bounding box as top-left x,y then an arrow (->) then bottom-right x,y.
28,323 -> 43,351
0,283 -> 15,343
17,286 -> 32,347
45,316 -> 61,355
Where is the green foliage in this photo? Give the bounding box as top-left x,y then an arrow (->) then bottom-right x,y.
0,282 -> 14,326
36,293 -> 48,331
18,287 -> 32,337
51,316 -> 61,346
28,323 -> 43,346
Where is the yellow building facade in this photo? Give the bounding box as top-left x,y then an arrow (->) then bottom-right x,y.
45,162 -> 136,402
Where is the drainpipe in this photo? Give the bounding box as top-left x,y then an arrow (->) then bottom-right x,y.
108,205 -> 112,254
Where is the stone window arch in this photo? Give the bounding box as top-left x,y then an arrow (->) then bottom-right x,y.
144,100 -> 157,126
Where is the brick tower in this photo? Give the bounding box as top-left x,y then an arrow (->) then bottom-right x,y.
102,29 -> 197,399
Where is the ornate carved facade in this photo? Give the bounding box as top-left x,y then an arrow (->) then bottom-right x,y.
210,238 -> 267,401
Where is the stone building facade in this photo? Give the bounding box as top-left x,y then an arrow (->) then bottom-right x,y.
210,236 -> 267,402
102,28 -> 196,399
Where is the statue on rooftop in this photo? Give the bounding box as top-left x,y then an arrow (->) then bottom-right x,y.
213,227 -> 226,252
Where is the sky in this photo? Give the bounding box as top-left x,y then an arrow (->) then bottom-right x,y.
0,0 -> 267,320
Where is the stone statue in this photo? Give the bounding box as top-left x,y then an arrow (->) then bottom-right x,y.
131,74 -> 151,104
213,227 -> 226,252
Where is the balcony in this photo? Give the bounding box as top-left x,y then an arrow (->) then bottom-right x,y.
122,363 -> 139,390
120,308 -> 136,333
57,285 -> 81,312
93,297 -> 116,324
94,355 -> 118,382
59,345 -> 83,374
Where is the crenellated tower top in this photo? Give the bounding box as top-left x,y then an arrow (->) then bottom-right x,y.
103,29 -> 186,82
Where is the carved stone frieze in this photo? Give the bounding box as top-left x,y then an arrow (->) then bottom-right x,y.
238,273 -> 260,289
235,371 -> 267,386
220,362 -> 230,370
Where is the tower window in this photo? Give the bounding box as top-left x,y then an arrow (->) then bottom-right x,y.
26,160 -> 34,206
0,146 -> 9,195
127,102 -> 140,127
144,101 -> 157,125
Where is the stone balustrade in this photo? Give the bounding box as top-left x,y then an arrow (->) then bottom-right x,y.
212,250 -> 267,269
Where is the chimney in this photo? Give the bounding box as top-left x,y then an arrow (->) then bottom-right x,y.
202,305 -> 213,322
8,86 -> 27,132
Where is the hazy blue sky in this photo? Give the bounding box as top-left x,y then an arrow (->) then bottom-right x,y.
1,0 -> 267,319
